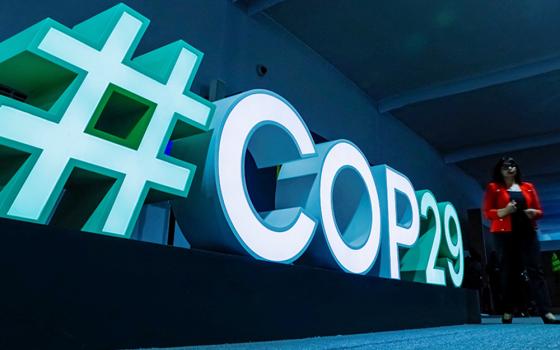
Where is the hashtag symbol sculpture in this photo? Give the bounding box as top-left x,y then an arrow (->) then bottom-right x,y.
0,4 -> 213,237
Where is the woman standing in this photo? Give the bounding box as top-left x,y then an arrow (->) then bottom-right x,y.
483,156 -> 559,324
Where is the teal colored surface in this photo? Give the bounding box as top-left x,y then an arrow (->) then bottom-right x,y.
0,3 -> 213,238
141,317 -> 560,350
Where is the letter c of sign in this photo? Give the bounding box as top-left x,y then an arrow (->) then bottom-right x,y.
216,91 -> 318,263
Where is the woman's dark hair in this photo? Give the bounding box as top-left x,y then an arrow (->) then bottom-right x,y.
492,156 -> 522,185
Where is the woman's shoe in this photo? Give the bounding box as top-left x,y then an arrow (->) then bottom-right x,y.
542,313 -> 560,324
502,313 -> 513,324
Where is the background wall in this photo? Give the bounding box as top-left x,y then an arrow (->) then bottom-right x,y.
0,0 -> 483,246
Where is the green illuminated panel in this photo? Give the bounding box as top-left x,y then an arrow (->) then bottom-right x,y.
0,4 -> 214,237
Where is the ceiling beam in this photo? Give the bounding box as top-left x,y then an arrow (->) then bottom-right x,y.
541,201 -> 560,209
525,165 -> 560,178
540,232 -> 560,240
245,0 -> 285,16
538,210 -> 560,216
539,226 -> 560,235
444,131 -> 560,164
541,207 -> 560,217
534,187 -> 560,198
526,173 -> 560,186
377,54 -> 560,114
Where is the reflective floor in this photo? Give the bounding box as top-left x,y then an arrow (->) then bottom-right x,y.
144,317 -> 560,350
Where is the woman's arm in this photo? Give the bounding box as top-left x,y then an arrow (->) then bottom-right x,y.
525,183 -> 543,220
483,183 -> 516,219
483,183 -> 500,219
497,203 -> 517,218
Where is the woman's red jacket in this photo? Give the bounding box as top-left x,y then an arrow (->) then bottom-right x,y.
482,182 -> 543,233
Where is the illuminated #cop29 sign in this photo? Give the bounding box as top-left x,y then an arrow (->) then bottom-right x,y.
0,4 -> 463,287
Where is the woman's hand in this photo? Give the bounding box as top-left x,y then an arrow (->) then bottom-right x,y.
498,201 -> 517,217
524,209 -> 539,219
